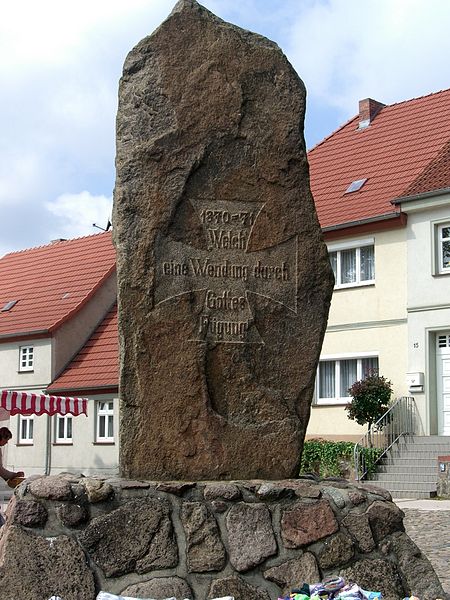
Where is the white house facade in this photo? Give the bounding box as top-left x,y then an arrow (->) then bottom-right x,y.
307,225 -> 409,440
396,191 -> 450,436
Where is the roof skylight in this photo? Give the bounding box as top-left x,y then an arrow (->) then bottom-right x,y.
345,178 -> 368,194
1,300 -> 18,312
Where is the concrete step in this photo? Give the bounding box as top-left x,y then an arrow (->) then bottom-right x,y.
377,464 -> 439,474
392,490 -> 437,499
370,472 -> 437,483
362,435 -> 450,498
358,480 -> 437,499
404,435 -> 450,443
363,481 -> 437,499
379,454 -> 438,462
368,479 -> 437,493
388,444 -> 450,454
378,458 -> 438,473
393,434 -> 450,442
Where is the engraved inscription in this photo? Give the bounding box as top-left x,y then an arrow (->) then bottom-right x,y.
155,200 -> 297,344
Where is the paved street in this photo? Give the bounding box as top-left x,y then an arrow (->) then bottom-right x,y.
396,499 -> 450,597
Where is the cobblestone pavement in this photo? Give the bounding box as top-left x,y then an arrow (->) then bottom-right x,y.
402,507 -> 450,597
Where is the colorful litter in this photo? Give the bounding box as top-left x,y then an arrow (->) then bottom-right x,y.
277,576 -> 405,600
278,577 -> 445,600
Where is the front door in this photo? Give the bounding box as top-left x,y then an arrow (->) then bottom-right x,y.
437,332 -> 450,435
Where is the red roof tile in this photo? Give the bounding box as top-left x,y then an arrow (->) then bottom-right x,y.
0,233 -> 115,338
308,89 -> 450,229
401,139 -> 450,198
47,304 -> 118,392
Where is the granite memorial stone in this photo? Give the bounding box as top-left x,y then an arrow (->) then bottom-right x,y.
113,0 -> 334,480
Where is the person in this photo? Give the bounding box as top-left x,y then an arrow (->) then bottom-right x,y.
0,427 -> 24,482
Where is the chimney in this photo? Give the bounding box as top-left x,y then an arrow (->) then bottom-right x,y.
358,98 -> 385,129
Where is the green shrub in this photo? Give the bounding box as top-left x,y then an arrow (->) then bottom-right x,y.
360,446 -> 383,475
300,439 -> 382,479
346,373 -> 393,433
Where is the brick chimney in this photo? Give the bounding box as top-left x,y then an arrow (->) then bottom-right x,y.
358,98 -> 385,129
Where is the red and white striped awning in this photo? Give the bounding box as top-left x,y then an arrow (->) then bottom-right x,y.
0,390 -> 88,416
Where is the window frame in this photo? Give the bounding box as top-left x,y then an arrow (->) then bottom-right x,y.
18,414 -> 34,445
96,400 -> 115,443
18,345 -> 34,372
54,414 -> 73,444
315,352 -> 379,406
435,221 -> 450,275
328,238 -> 375,289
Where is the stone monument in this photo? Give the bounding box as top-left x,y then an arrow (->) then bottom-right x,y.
0,4 -> 446,600
113,0 -> 334,480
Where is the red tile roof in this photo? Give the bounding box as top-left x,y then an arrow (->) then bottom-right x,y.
401,139 -> 450,198
0,233 -> 115,338
308,89 -> 450,229
47,304 -> 118,392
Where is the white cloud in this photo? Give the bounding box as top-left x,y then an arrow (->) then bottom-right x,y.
45,191 -> 112,241
286,0 -> 450,115
0,0 -> 169,74
0,152 -> 43,206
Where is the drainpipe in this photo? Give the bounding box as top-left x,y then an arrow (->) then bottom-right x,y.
44,414 -> 52,475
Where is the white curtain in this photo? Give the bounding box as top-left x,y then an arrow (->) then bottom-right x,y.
340,359 -> 357,396
319,361 -> 335,398
360,245 -> 375,281
341,249 -> 356,284
362,357 -> 379,377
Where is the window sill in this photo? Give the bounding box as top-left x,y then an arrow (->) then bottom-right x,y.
53,442 -> 73,446
314,399 -> 350,406
433,271 -> 450,277
93,441 -> 115,445
17,370 -> 34,374
16,442 -> 34,446
334,281 -> 375,291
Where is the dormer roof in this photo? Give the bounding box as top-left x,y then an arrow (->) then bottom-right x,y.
47,304 -> 118,393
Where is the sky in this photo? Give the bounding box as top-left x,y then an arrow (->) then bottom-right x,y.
1,0 -> 450,258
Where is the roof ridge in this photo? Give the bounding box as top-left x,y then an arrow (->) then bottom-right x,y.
3,231 -> 112,258
384,87 -> 450,111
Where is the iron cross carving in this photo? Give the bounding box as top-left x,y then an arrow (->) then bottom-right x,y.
155,199 -> 297,344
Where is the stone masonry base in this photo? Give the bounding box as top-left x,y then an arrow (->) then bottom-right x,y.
0,475 -> 445,600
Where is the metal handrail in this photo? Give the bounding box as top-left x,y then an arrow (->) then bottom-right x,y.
353,396 -> 417,481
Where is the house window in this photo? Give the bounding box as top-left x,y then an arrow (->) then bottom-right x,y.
96,401 -> 114,442
329,242 -> 375,288
19,415 -> 34,444
437,223 -> 450,273
19,346 -> 34,372
316,355 -> 379,405
55,415 -> 73,444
